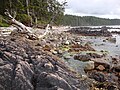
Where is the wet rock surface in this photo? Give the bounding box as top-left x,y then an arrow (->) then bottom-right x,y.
74,54 -> 91,61
48,29 -> 120,90
0,33 -> 92,90
111,31 -> 120,34
67,26 -> 112,37
0,27 -> 120,90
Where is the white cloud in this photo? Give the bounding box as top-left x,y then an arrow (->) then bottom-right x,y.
60,0 -> 120,19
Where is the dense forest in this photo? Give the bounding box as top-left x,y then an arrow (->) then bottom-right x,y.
0,0 -> 66,26
1,0 -> 120,27
61,14 -> 120,26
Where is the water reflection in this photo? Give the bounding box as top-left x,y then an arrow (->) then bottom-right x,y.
83,34 -> 120,56
112,34 -> 120,45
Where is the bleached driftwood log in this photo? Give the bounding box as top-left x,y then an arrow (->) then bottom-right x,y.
4,11 -> 50,40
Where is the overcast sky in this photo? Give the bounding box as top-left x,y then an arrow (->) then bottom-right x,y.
58,0 -> 120,19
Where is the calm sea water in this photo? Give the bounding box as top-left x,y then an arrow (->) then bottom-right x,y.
63,25 -> 120,74
80,25 -> 120,56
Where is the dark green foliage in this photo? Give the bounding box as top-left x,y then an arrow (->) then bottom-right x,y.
0,0 -> 66,26
61,15 -> 120,26
0,22 -> 9,27
0,15 -> 9,27
0,16 -> 2,23
16,14 -> 31,26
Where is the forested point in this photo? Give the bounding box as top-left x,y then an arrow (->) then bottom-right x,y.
0,0 -> 66,27
61,14 -> 120,26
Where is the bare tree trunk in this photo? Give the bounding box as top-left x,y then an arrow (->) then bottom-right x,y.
32,8 -> 38,26
26,0 -> 30,16
35,17 -> 37,25
5,11 -> 50,40
26,0 -> 33,26
5,11 -> 32,33
9,0 -> 12,14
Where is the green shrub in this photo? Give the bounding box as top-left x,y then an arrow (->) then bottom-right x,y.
0,15 -> 9,27
16,14 -> 31,26
0,22 -> 9,27
0,15 -> 2,23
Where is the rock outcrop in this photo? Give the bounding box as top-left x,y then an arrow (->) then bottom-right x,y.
0,34 -> 91,90
67,26 -> 112,37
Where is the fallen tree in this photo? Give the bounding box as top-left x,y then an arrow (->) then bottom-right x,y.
4,11 -> 50,40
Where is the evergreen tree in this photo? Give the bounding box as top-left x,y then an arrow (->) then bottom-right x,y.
0,0 -> 66,26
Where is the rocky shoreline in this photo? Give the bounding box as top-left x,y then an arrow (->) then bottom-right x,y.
0,27 -> 120,90
0,31 -> 93,90
111,31 -> 120,34
67,26 -> 112,37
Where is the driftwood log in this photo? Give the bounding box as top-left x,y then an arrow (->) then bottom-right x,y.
5,11 -> 50,40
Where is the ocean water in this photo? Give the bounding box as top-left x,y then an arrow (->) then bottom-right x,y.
79,25 -> 120,56
83,35 -> 120,56
63,26 -> 120,74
